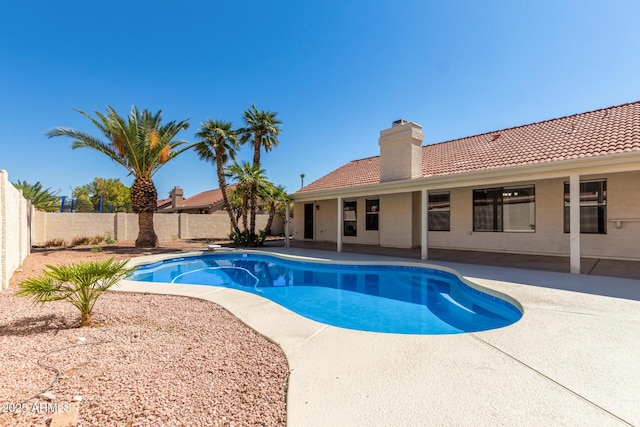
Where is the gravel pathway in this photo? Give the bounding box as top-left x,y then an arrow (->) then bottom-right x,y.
0,243 -> 289,426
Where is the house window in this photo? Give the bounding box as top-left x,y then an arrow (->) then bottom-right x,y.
343,200 -> 357,236
366,199 -> 379,231
563,180 -> 607,234
428,192 -> 450,231
473,186 -> 535,232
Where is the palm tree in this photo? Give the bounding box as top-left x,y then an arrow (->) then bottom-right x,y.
47,106 -> 190,247
194,119 -> 240,234
261,183 -> 289,235
239,105 -> 282,242
12,180 -> 60,211
226,162 -> 268,242
300,173 -> 305,189
15,258 -> 133,327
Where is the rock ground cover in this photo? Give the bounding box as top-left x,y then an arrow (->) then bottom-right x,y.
0,241 -> 288,426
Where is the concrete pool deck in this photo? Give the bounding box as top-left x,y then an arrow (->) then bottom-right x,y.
115,248 -> 640,426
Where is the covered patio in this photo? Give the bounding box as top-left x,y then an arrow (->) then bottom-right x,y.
277,239 -> 640,282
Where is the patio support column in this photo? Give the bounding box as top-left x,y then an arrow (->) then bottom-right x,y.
570,174 -> 581,274
421,189 -> 428,260
337,197 -> 343,252
284,203 -> 290,248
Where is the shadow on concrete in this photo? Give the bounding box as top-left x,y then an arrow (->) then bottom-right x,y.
274,240 -> 640,302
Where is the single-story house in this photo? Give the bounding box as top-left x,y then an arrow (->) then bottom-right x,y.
291,101 -> 640,274
157,185 -> 237,214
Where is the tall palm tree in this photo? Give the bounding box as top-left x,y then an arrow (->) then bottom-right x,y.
194,119 -> 240,234
47,106 -> 190,247
261,183 -> 289,236
12,180 -> 60,211
226,162 -> 268,242
239,105 -> 282,242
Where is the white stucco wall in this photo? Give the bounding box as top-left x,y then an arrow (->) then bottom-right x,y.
427,172 -> 640,260
428,179 -> 563,255
379,193 -> 413,248
293,171 -> 640,260
315,199 -> 338,242
0,170 -> 31,290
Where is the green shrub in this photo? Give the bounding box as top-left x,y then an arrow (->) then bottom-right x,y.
254,231 -> 266,247
229,230 -> 248,247
104,232 -> 116,244
229,230 -> 266,247
14,259 -> 133,326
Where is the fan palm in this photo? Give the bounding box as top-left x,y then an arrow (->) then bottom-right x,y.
194,119 -> 240,234
226,162 -> 268,242
261,183 -> 289,235
47,106 -> 190,247
15,258 -> 133,326
12,180 -> 60,211
239,105 -> 282,242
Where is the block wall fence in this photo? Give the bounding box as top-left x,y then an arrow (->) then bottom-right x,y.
31,211 -> 285,246
0,170 -> 31,290
0,168 -> 285,292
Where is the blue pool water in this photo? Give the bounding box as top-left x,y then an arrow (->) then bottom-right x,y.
129,253 -> 522,334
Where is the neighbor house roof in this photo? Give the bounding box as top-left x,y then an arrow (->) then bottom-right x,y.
181,185 -> 237,207
157,197 -> 172,209
157,185 -> 237,211
297,101 -> 640,194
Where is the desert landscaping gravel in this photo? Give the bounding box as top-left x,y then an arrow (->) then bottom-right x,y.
0,242 -> 289,426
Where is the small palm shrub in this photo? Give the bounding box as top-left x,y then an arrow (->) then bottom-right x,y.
15,259 -> 133,327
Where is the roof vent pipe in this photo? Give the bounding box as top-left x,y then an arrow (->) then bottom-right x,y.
392,119 -> 408,127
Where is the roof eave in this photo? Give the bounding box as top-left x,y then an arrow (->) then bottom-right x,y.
157,203 -> 215,213
291,151 -> 640,201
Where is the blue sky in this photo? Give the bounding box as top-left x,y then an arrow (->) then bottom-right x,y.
2,0 -> 639,200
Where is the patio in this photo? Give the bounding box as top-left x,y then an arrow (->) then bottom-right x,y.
283,240 -> 640,281
117,247 -> 640,426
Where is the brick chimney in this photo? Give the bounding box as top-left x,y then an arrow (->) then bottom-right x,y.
378,120 -> 423,182
170,186 -> 184,208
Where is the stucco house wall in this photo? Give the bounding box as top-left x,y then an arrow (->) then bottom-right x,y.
428,178 -> 564,256
315,199 -> 338,242
379,193 -> 413,248
293,171 -> 640,260
424,171 -> 639,260
291,102 -> 640,265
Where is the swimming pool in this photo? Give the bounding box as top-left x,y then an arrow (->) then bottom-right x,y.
129,252 -> 522,334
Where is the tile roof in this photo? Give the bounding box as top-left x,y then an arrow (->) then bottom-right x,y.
157,184 -> 237,210
297,101 -> 640,194
181,185 -> 236,207
157,197 -> 172,208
